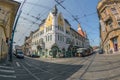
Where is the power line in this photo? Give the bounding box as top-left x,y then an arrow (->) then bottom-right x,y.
25,2 -> 51,10
79,12 -> 97,19
55,0 -> 81,24
20,16 -> 40,25
15,3 -> 53,44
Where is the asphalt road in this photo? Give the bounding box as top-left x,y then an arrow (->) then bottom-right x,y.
0,53 -> 120,80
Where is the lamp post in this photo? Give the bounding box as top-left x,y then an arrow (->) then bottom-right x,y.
9,0 -> 26,61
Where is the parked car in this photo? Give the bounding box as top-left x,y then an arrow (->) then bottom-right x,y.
29,53 -> 40,58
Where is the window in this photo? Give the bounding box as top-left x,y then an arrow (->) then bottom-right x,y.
40,30 -> 44,35
76,41 -> 78,45
60,35 -> 62,41
48,36 -> 49,41
58,34 -> 59,41
58,25 -> 64,32
66,30 -> 70,35
46,36 -> 47,42
66,38 -> 71,44
111,8 -> 118,14
118,22 -> 120,26
106,19 -> 113,28
46,26 -> 52,32
63,36 -> 64,42
117,20 -> 120,26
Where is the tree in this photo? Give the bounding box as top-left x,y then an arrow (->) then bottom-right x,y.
51,43 -> 59,58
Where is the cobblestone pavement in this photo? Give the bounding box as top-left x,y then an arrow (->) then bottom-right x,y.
0,53 -> 120,80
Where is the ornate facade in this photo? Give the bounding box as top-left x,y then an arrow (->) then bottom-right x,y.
0,0 -> 20,61
97,0 -> 120,54
31,6 -> 90,57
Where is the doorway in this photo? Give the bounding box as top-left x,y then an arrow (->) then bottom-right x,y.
112,37 -> 118,52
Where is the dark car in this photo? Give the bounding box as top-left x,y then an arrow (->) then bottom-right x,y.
98,49 -> 104,54
29,54 -> 40,58
16,52 -> 24,58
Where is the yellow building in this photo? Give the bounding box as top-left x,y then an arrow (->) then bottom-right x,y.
0,0 -> 20,62
97,0 -> 120,54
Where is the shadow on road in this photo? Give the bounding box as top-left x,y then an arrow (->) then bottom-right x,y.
17,57 -> 83,80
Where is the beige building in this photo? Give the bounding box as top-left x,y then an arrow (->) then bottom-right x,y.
97,0 -> 120,54
0,0 -> 20,62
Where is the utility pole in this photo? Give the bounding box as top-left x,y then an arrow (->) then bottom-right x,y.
9,0 -> 27,62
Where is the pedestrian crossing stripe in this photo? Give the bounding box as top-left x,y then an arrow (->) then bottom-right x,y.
0,74 -> 16,78
0,66 -> 14,69
0,69 -> 15,73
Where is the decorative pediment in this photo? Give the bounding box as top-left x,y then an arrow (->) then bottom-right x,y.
45,13 -> 53,27
58,13 -> 64,26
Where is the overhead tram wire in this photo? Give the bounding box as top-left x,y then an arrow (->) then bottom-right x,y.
16,5 -> 54,43
25,2 -> 51,10
55,0 -> 99,29
17,0 -> 78,43
79,12 -> 97,19
20,16 -> 40,25
17,2 -> 48,42
55,0 -> 81,25
55,0 -> 100,46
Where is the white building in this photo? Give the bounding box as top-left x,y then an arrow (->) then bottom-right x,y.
31,6 -> 90,57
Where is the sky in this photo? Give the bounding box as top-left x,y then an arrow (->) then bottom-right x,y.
14,0 -> 100,46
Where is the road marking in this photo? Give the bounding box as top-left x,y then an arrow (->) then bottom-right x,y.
0,74 -> 16,78
25,62 -> 32,67
0,66 -> 14,69
0,69 -> 15,73
21,62 -> 40,80
16,62 -> 20,67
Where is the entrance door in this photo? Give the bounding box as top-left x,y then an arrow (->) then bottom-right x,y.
112,37 -> 118,52
114,43 -> 118,51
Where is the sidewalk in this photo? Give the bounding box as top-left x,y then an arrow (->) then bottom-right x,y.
102,52 -> 120,56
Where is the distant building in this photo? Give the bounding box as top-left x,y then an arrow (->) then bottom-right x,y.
31,6 -> 90,57
97,0 -> 120,54
0,0 -> 20,62
24,32 -> 33,55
